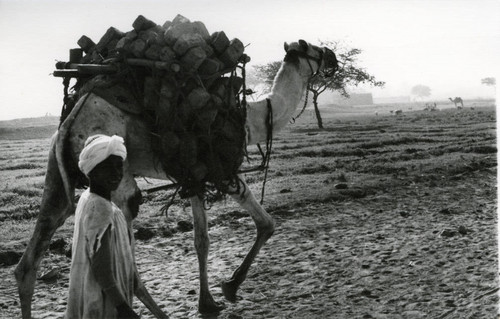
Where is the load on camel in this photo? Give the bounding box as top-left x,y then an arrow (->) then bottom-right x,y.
14,14 -> 338,318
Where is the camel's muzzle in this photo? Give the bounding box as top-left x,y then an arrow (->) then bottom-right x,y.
322,48 -> 338,78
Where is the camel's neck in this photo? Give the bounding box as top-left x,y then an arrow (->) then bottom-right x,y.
245,62 -> 309,145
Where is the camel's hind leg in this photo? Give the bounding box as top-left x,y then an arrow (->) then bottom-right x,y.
221,178 -> 275,302
14,138 -> 76,319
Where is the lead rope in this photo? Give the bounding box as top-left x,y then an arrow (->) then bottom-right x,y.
289,49 -> 323,123
290,78 -> 312,123
259,98 -> 273,204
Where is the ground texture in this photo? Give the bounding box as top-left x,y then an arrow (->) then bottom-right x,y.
0,106 -> 497,318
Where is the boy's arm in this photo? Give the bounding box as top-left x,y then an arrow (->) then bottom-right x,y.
91,226 -> 139,319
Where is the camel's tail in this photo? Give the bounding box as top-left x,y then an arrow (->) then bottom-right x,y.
54,93 -> 90,208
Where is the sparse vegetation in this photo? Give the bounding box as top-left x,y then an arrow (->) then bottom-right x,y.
0,103 -> 497,318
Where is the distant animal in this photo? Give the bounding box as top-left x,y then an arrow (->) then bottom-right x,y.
424,102 -> 437,111
395,109 -> 403,115
449,97 -> 464,109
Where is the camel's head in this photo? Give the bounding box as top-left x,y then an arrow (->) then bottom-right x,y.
284,39 -> 338,78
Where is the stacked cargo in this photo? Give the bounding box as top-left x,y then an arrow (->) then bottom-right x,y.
56,14 -> 250,199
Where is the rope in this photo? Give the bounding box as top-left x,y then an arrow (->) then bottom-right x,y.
288,47 -> 323,123
59,77 -> 73,128
259,98 -> 273,204
238,54 -> 249,109
58,50 -> 270,210
160,184 -> 181,218
290,78 -> 312,123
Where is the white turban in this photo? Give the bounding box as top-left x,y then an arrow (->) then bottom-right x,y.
78,134 -> 127,176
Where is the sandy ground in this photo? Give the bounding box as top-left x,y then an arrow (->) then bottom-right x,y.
1,172 -> 497,318
1,107 -> 497,318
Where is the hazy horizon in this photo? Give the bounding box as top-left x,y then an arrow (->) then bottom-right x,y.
1,0 -> 499,120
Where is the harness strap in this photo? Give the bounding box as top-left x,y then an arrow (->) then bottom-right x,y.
259,98 -> 273,204
254,49 -> 324,201
288,48 -> 323,123
294,49 -> 323,77
290,77 -> 312,124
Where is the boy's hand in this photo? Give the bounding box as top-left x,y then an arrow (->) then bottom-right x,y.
116,302 -> 140,319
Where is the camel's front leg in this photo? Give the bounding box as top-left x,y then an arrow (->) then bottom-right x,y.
221,178 -> 275,302
190,195 -> 225,314
14,138 -> 75,319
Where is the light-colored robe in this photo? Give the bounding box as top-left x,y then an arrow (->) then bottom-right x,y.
65,189 -> 135,319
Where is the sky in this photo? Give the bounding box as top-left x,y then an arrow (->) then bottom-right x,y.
0,0 -> 499,120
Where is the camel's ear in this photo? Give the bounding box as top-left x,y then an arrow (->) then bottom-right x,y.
299,39 -> 308,51
284,42 -> 289,52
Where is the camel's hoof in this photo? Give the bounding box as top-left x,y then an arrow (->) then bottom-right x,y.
221,280 -> 238,303
199,300 -> 225,314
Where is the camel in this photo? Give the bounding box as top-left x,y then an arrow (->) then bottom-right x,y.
449,97 -> 464,109
14,39 -> 338,318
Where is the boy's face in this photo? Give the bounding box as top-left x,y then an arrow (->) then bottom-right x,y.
89,155 -> 124,191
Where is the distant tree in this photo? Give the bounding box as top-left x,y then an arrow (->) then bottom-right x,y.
308,40 -> 384,128
481,77 -> 496,97
252,40 -> 384,129
411,85 -> 431,100
481,77 -> 496,86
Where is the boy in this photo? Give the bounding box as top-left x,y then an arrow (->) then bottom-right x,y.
66,134 -> 139,319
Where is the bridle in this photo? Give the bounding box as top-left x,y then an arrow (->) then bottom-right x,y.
285,47 -> 324,78
286,46 -> 330,123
